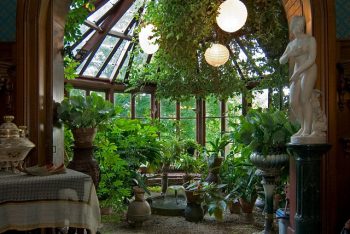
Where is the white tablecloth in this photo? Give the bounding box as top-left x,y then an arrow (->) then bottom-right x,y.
0,169 -> 101,233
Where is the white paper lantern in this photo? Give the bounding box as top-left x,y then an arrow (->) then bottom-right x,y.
204,43 -> 230,67
216,0 -> 248,33
139,24 -> 159,54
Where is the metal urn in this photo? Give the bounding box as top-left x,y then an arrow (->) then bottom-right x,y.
0,115 -> 35,172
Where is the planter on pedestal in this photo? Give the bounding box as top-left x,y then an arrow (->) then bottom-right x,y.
67,127 -> 100,187
250,152 -> 289,233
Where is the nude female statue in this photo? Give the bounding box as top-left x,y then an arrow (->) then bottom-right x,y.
279,16 -> 317,138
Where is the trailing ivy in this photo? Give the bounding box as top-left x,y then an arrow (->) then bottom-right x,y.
128,0 -> 289,100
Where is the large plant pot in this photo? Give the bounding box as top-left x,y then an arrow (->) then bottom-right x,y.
205,157 -> 223,183
127,186 -> 151,227
72,127 -> 97,148
250,152 -> 289,175
68,127 -> 99,187
184,190 -> 203,222
250,152 -> 289,233
239,197 -> 256,214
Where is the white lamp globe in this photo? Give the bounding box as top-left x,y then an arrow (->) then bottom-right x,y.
139,24 -> 159,54
204,43 -> 230,67
216,0 -> 248,33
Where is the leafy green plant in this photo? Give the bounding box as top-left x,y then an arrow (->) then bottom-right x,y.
175,153 -> 199,175
229,163 -> 261,204
94,134 -> 131,212
185,181 -> 227,221
57,93 -> 116,129
98,118 -> 162,171
230,108 -> 298,157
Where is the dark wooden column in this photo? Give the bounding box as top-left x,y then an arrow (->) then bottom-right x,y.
16,0 -> 70,166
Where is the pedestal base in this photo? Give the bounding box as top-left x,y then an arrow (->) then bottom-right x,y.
287,143 -> 331,234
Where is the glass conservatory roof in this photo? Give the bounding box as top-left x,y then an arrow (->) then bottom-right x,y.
71,0 -> 146,82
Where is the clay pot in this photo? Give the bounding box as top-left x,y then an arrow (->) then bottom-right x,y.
228,200 -> 241,214
239,197 -> 256,214
127,186 -> 151,227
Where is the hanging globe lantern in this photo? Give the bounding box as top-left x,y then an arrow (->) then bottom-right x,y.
139,24 -> 159,54
216,0 -> 248,33
204,43 -> 230,67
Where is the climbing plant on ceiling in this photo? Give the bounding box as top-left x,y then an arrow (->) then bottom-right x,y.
128,0 -> 289,100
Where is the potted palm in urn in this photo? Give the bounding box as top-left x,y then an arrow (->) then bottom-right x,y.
57,93 -> 116,186
231,108 -> 298,232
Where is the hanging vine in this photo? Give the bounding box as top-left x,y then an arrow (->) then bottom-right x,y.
128,0 -> 289,100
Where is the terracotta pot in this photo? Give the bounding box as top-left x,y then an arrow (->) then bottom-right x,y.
205,157 -> 223,183
239,197 -> 256,213
185,190 -> 201,204
228,200 -> 241,214
72,127 -> 97,148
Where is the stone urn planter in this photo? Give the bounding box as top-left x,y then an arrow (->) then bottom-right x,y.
127,186 -> 151,227
250,152 -> 289,233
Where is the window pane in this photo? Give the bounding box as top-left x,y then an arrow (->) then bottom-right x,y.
179,119 -> 196,140
206,96 -> 221,117
114,93 -> 131,118
180,98 -> 196,118
159,119 -> 177,138
160,99 -> 176,118
90,91 -> 106,99
252,89 -> 268,109
70,89 -> 86,97
205,118 -> 221,149
135,93 -> 151,118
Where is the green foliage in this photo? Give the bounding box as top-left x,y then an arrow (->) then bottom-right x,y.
186,181 -> 227,221
229,163 -> 260,204
57,93 -> 116,129
94,133 -> 131,211
64,0 -> 95,46
175,153 -> 200,174
98,118 -> 162,171
129,0 -> 289,100
64,56 -> 80,80
230,109 -> 298,157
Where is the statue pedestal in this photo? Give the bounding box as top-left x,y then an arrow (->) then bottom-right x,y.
287,143 -> 331,234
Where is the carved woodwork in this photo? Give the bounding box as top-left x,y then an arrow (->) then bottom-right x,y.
336,61 -> 350,111
0,61 -> 15,115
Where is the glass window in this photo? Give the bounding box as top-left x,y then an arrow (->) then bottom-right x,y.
205,96 -> 222,149
135,93 -> 151,118
252,89 -> 268,109
69,89 -> 86,97
114,93 -> 131,118
160,99 -> 176,118
179,119 -> 196,140
90,91 -> 106,99
180,98 -> 196,118
159,119 -> 178,139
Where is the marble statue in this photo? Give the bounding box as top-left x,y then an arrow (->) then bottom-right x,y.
279,16 -> 327,144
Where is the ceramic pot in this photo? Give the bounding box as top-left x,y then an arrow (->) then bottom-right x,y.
184,202 -> 204,222
127,186 -> 151,227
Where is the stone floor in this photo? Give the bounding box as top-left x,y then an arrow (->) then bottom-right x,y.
99,210 -> 266,234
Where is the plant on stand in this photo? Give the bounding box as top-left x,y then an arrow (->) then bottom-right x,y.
230,108 -> 298,232
57,93 -> 116,186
